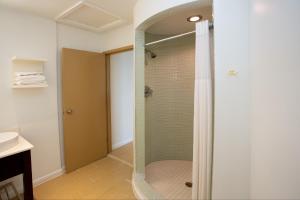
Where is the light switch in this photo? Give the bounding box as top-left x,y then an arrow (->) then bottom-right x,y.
228,69 -> 238,76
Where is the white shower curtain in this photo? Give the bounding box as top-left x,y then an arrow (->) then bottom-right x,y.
192,20 -> 213,200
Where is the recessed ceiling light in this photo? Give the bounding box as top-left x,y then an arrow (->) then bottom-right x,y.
187,15 -> 203,22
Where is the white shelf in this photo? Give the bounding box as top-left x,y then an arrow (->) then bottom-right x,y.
11,56 -> 48,89
12,84 -> 48,89
11,56 -> 47,63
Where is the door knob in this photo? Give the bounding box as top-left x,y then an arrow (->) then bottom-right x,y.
65,109 -> 73,115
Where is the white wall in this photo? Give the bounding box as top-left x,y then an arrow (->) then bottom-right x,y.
0,7 -> 62,184
110,51 -> 134,149
0,3 -> 133,190
213,0 -> 300,199
212,0 -> 251,199
249,0 -> 300,199
57,24 -> 104,52
102,24 -> 134,51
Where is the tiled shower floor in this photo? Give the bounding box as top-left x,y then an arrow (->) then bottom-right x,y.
145,160 -> 192,200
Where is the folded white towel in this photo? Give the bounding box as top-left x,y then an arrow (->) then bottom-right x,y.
14,72 -> 47,85
15,72 -> 42,76
15,80 -> 47,85
15,75 -> 46,82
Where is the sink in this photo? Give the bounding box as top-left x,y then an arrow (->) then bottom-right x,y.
0,132 -> 19,152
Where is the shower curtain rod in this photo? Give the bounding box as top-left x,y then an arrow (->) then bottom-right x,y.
145,21 -> 214,46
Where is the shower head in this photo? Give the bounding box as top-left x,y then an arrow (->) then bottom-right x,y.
145,49 -> 157,59
150,52 -> 157,59
150,51 -> 157,58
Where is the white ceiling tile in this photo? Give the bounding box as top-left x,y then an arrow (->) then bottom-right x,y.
0,0 -> 137,33
87,0 -> 137,20
62,3 -> 119,28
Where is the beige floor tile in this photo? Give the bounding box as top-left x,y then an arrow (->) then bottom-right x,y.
34,173 -> 81,199
109,143 -> 133,165
34,157 -> 135,200
99,180 -> 135,200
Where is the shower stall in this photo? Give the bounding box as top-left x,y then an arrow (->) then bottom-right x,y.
133,1 -> 214,199
144,35 -> 195,199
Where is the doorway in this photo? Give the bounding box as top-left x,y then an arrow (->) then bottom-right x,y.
105,46 -> 134,166
61,46 -> 134,172
61,48 -> 108,173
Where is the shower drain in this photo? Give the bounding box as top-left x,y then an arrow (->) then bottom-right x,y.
185,181 -> 193,188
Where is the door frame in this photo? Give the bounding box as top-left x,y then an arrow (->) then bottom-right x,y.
104,45 -> 134,153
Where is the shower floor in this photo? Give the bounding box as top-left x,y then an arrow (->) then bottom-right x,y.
145,160 -> 192,200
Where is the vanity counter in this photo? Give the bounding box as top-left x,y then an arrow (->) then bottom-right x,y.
0,136 -> 34,200
0,136 -> 33,159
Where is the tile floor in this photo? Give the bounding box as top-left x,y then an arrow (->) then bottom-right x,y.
108,143 -> 133,167
145,160 -> 192,200
34,143 -> 135,200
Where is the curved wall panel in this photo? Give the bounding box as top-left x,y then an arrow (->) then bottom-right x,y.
134,0 -> 211,30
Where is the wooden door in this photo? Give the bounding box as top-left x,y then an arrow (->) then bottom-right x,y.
62,48 -> 107,173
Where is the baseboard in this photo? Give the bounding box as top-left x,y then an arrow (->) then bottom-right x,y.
112,139 -> 132,150
33,168 -> 65,187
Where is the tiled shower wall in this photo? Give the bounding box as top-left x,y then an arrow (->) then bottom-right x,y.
145,35 -> 195,164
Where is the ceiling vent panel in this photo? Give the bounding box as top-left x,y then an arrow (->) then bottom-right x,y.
56,1 -> 125,32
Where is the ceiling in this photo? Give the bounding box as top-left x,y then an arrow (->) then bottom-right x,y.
146,5 -> 212,36
0,0 -> 137,32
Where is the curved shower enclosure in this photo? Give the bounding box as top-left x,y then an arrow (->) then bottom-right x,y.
144,35 -> 195,199
133,1 -> 214,199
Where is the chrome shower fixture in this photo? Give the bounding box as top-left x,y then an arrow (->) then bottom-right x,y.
145,49 -> 157,59
144,85 -> 153,97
